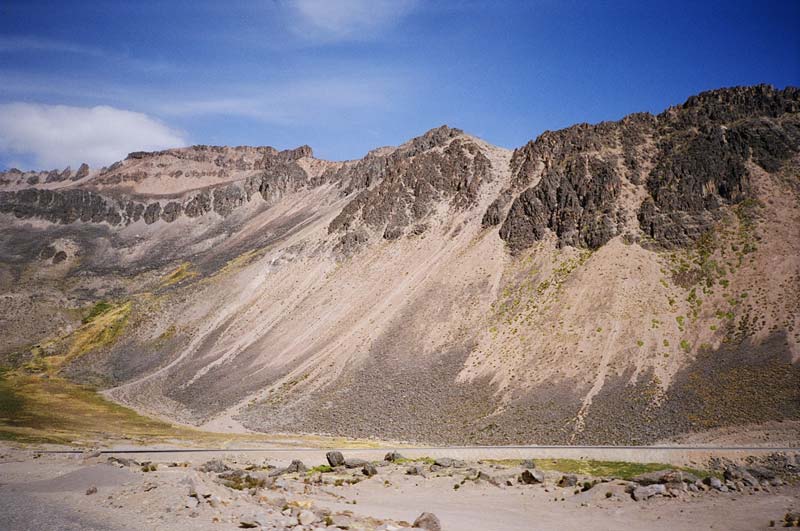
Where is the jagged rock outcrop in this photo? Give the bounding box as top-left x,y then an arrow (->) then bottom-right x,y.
328,126 -> 492,244
0,145 -> 330,226
639,88 -> 800,246
490,85 -> 799,251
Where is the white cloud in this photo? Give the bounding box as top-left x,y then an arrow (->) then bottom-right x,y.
291,0 -> 418,41
0,103 -> 187,169
154,75 -> 397,123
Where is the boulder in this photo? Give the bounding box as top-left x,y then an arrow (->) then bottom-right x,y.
329,514 -> 353,528
413,512 -> 442,531
407,465 -> 426,476
344,458 -> 369,469
632,484 -> 667,501
384,451 -> 404,462
632,469 -> 698,485
477,471 -> 500,486
557,474 -> 578,487
108,456 -> 139,468
326,451 -> 345,467
239,513 -> 270,528
703,476 -> 725,491
519,469 -> 544,484
434,458 -> 455,468
298,510 -> 317,525
268,459 -> 306,477
363,464 -> 378,477
198,459 -> 230,473
285,459 -> 307,473
745,465 -> 776,481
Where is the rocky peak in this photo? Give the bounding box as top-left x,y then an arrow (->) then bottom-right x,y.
491,84 -> 799,251
327,126 -> 492,248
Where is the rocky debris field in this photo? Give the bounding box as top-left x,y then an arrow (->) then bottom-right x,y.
1,448 -> 799,531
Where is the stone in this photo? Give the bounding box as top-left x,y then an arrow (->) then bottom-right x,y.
477,471 -> 500,486
239,513 -> 271,528
344,458 -> 368,469
326,451 -> 345,467
557,474 -> 578,487
185,496 -> 199,509
434,458 -> 455,468
413,512 -> 442,531
384,451 -> 404,462
632,469 -> 698,485
85,486 -> 97,495
632,484 -> 667,501
298,510 -> 317,525
519,469 -> 544,484
276,459 -> 307,475
107,456 -> 139,468
362,464 -> 378,477
199,459 -> 230,473
407,465 -> 425,476
329,514 -> 353,528
521,459 -> 536,469
704,476 -> 723,490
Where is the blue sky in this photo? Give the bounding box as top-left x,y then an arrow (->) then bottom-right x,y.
0,0 -> 798,169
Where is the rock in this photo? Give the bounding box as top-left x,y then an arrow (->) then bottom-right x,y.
185,496 -> 199,509
199,459 -> 230,473
413,512 -> 442,531
477,471 -> 500,486
277,460 -> 307,475
783,512 -> 800,527
557,474 -> 577,487
239,513 -> 271,528
107,456 -> 139,468
85,486 -> 97,495
344,458 -> 368,469
521,459 -> 536,469
329,514 -> 353,528
384,451 -> 404,462
746,465 -> 777,481
407,465 -> 426,476
82,450 -> 102,459
326,451 -> 345,467
519,469 -> 544,484
434,458 -> 454,468
362,464 -> 378,477
704,476 -> 724,491
632,484 -> 667,501
298,510 -> 317,525
632,469 -> 698,485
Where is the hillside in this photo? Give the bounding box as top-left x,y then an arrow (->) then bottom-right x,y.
1,84 -> 798,445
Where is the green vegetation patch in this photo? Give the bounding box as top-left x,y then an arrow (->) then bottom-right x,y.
481,458 -> 709,480
161,262 -> 198,287
82,301 -> 114,324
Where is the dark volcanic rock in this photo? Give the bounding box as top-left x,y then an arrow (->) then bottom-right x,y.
519,469 -> 544,484
495,85 -> 799,251
328,126 -> 492,246
326,451 -> 345,467
499,156 -> 622,250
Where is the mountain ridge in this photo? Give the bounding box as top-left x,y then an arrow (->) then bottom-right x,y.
0,84 -> 798,445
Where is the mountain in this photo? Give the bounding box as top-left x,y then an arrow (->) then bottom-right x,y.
1,84 -> 798,445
